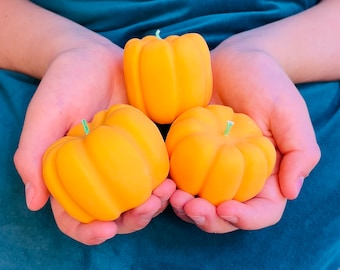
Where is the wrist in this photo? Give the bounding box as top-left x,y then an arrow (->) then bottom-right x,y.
39,31 -> 122,79
40,39 -> 125,112
0,0 -> 121,79
210,40 -> 279,103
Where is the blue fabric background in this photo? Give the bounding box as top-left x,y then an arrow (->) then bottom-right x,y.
31,0 -> 318,48
1,0 -> 339,269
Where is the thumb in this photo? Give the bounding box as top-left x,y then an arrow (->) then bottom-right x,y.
14,88 -> 71,211
272,94 -> 321,200
14,145 -> 50,211
278,147 -> 320,200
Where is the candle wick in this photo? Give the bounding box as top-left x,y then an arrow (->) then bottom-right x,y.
224,120 -> 234,136
155,29 -> 162,39
81,119 -> 90,135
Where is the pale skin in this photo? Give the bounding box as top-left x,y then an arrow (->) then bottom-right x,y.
2,0 -> 338,244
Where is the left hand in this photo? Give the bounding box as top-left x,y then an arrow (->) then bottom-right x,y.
170,171 -> 286,233
170,146 -> 285,233
169,33 -> 320,233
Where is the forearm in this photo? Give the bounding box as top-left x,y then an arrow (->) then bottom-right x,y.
217,0 -> 340,83
0,0 -> 116,78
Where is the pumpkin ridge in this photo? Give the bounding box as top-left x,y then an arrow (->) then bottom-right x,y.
198,139 -> 225,192
165,38 -> 179,121
233,142 -> 269,201
43,104 -> 170,223
103,105 -> 169,188
54,139 -> 98,222
81,133 -> 126,211
245,136 -> 276,177
138,40 -> 151,117
185,34 -> 212,107
169,134 -> 216,195
198,140 -> 244,204
170,37 -> 182,118
166,105 -> 276,205
62,137 -> 119,221
83,126 -> 152,218
166,110 -> 219,155
139,38 -> 178,123
124,39 -> 149,115
43,137 -> 94,223
171,35 -> 207,113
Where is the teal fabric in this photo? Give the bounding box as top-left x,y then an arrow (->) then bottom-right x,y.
1,1 -> 339,269
31,0 -> 318,48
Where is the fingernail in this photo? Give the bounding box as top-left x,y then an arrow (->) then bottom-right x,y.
95,236 -> 111,242
25,183 -> 34,209
140,214 -> 153,222
161,200 -> 168,208
191,216 -> 206,225
95,228 -> 116,242
173,208 -> 185,216
222,216 -> 239,224
295,177 -> 305,197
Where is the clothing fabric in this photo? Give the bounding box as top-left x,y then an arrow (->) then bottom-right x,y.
31,0 -> 318,48
1,1 -> 339,269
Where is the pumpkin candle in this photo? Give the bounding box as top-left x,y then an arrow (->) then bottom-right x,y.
42,104 -> 170,223
123,30 -> 213,124
165,105 -> 276,205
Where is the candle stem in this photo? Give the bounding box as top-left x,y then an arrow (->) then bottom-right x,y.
155,29 -> 162,39
223,120 -> 234,136
81,119 -> 90,135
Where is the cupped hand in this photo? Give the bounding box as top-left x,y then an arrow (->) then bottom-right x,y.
171,147 -> 285,234
170,160 -> 286,233
51,178 -> 175,245
13,40 -> 176,244
169,38 -> 320,233
14,42 -> 127,210
210,42 -> 321,200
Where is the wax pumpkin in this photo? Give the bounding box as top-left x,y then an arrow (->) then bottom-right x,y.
123,31 -> 212,124
165,105 -> 276,204
42,104 -> 169,223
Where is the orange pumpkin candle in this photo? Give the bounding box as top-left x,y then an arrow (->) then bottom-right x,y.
42,104 -> 169,223
165,105 -> 276,205
123,30 -> 213,124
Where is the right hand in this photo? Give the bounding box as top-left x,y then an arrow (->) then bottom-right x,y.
14,41 -> 176,245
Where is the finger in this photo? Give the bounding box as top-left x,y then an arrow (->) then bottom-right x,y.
271,91 -> 321,199
14,153 -> 50,211
217,176 -> 287,230
114,179 -> 176,234
217,199 -> 286,231
13,62 -> 106,211
171,189 -> 239,232
183,198 -> 238,233
13,86 -> 69,210
50,197 -> 117,245
152,178 -> 177,214
279,149 -> 320,199
170,189 -> 197,224
115,194 -> 162,234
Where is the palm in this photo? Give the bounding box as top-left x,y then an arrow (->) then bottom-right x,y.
169,45 -> 320,233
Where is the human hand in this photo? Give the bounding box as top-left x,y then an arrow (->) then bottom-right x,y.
210,41 -> 321,200
51,178 -> 175,245
15,40 -> 127,208
169,36 -> 320,233
170,163 -> 286,233
13,40 -> 176,244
